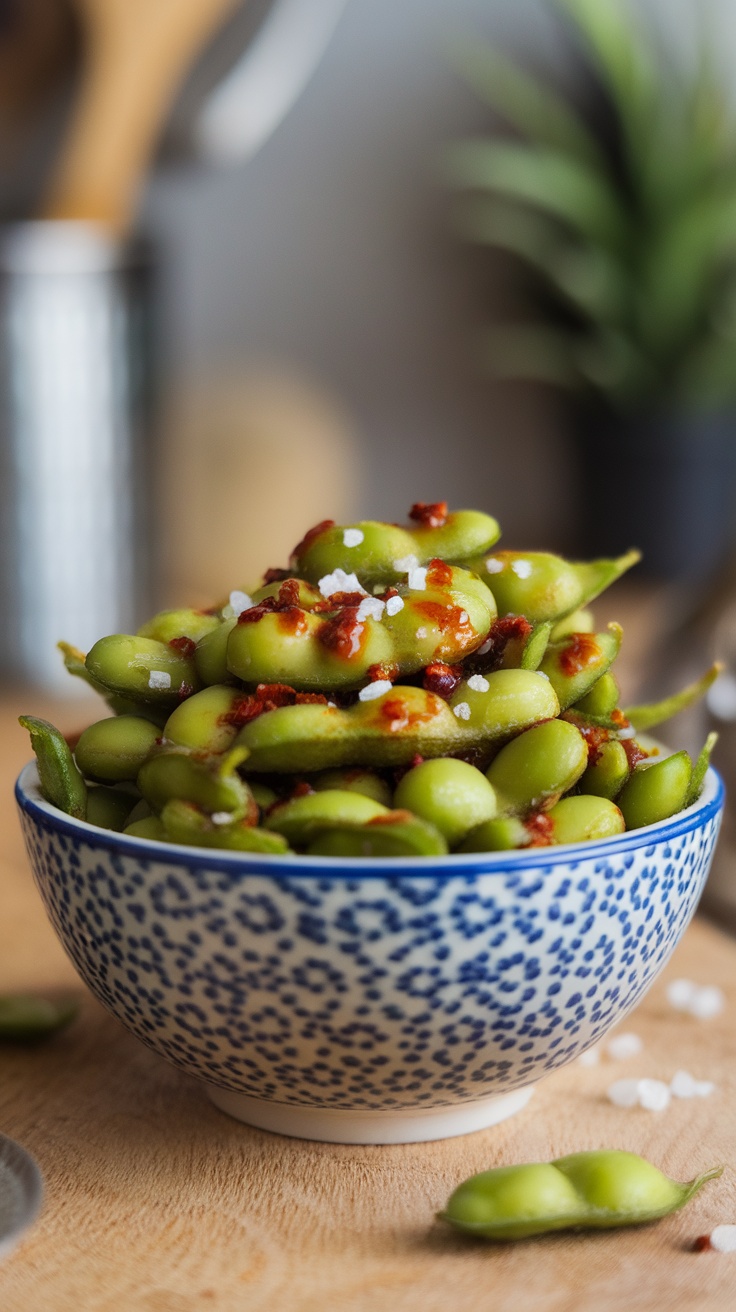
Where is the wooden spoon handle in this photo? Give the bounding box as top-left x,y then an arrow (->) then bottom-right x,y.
42,0 -> 239,234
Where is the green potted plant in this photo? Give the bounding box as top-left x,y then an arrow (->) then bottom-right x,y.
446,0 -> 736,578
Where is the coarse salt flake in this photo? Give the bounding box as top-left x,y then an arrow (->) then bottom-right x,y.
606,1032 -> 643,1061
453,701 -> 471,721
709,1226 -> 736,1253
318,568 -> 366,598
211,812 -> 234,826
385,595 -> 404,616
667,978 -> 697,1010
358,679 -> 393,702
689,986 -> 725,1020
537,671 -> 550,680
484,557 -> 504,574
229,590 -> 252,617
616,727 -> 637,740
356,596 -> 385,622
467,674 -> 490,693
607,1078 -> 640,1108
394,554 -> 419,573
670,1069 -> 715,1099
343,528 -> 364,548
511,559 -> 533,579
477,637 -> 493,655
637,1078 -> 671,1112
148,670 -> 171,690
578,1046 -> 600,1068
407,566 -> 428,591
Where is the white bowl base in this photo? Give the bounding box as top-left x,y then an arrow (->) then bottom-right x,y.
206,1084 -> 534,1144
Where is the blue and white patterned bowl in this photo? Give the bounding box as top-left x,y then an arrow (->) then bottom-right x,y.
16,763 -> 724,1143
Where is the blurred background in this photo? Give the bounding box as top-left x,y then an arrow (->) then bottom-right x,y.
3,0 -> 736,914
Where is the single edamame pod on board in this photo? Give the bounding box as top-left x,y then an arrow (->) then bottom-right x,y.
291,508 -> 501,588
74,716 -> 161,783
469,549 -> 639,624
86,635 -> 200,704
86,786 -> 137,832
546,794 -> 625,844
264,789 -> 390,846
485,719 -> 588,816
226,564 -> 495,691
137,745 -> 257,823
0,994 -> 79,1043
538,624 -> 622,710
617,751 -> 692,830
394,758 -> 497,847
160,800 -> 290,853
624,663 -> 723,732
307,811 -> 448,857
440,1151 -> 723,1240
19,714 -> 87,819
137,608 -> 220,645
235,671 -> 559,772
311,768 -> 393,807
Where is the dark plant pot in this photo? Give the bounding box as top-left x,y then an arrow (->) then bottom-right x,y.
573,408 -> 736,580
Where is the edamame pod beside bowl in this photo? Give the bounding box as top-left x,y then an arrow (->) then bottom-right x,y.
15,762 -> 723,1146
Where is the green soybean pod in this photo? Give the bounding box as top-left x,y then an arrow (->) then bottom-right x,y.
574,671 -> 620,720
312,768 -> 393,807
394,758 -> 497,847
440,1152 -> 722,1240
86,635 -> 199,703
160,800 -> 290,853
0,995 -> 79,1042
486,719 -> 588,816
86,786 -> 137,832
164,684 -> 242,754
194,619 -> 237,686
19,715 -> 87,819
578,739 -> 630,800
138,608 -> 220,644
265,789 -> 390,846
74,716 -> 161,782
547,794 -> 625,844
307,812 -> 448,857
124,815 -> 167,841
473,550 -> 639,625
137,747 -> 257,822
249,781 -> 279,810
687,732 -> 718,806
617,751 -> 692,830
625,663 -> 722,732
550,608 -> 594,641
456,816 -> 531,852
538,624 -> 622,710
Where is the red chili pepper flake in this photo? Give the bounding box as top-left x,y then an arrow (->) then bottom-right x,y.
426,557 -> 453,589
291,780 -> 315,799
222,683 -> 328,726
276,608 -> 309,637
367,809 -> 414,826
318,610 -> 366,660
414,601 -> 475,646
693,1235 -> 713,1252
378,586 -> 400,602
409,501 -> 448,529
558,632 -> 601,677
290,518 -> 336,563
368,661 -> 399,683
168,636 -> 196,658
622,738 -> 650,770
263,566 -> 290,584
563,714 -> 611,764
469,616 -> 533,673
423,661 -> 463,699
177,682 -> 194,700
312,592 -> 367,612
238,579 -> 306,628
524,812 -> 555,847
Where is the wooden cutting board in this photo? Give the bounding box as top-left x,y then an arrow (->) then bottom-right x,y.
0,694 -> 734,1312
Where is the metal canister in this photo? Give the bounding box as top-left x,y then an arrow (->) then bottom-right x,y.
0,221 -> 154,691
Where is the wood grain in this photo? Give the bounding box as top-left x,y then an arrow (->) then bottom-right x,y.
0,694 -> 735,1312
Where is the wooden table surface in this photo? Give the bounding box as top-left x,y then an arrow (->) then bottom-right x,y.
1,692 -> 735,1312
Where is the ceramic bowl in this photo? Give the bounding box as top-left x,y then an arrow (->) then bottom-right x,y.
16,763 -> 724,1144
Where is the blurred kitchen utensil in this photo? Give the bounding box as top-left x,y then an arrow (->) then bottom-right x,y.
0,1132 -> 43,1262
0,221 -> 154,691
0,0 -> 77,140
42,0 -> 240,233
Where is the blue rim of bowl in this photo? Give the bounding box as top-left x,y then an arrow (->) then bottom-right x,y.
15,761 -> 725,879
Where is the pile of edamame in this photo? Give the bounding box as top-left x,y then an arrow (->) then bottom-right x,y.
21,503 -> 720,856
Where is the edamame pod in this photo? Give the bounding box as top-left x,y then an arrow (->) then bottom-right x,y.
441,1151 -> 722,1240
194,619 -> 237,686
617,751 -> 692,830
687,732 -> 718,806
470,549 -> 639,624
160,800 -> 290,852
394,758 -> 497,847
124,815 -> 167,841
486,719 -> 588,816
538,624 -> 622,710
311,768 -> 393,806
457,816 -> 531,852
625,663 -> 722,731
264,789 -> 390,845
163,684 -> 243,754
86,635 -> 199,704
137,746 -> 257,823
86,786 -> 138,832
307,812 -> 448,857
574,671 -> 620,720
550,608 -> 594,640
236,671 -> 559,772
546,795 -> 625,844
0,995 -> 78,1042
74,716 -> 161,782
578,739 -> 630,800
19,715 -> 87,819
58,641 -> 167,722
292,508 -> 501,587
138,608 -> 220,644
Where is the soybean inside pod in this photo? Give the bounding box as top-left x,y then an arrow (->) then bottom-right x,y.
19,500 -> 719,854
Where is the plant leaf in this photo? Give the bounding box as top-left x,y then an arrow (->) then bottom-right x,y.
444,140 -> 630,254
482,325 -> 579,387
